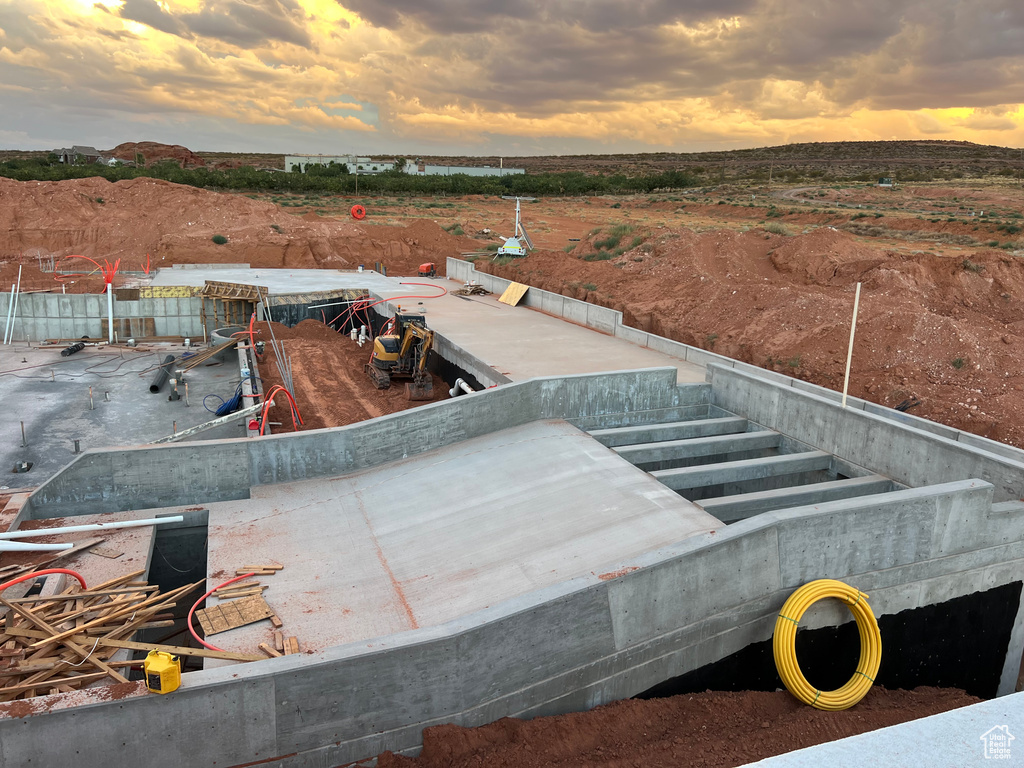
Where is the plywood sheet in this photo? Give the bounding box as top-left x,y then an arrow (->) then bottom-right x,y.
498,282 -> 529,306
196,595 -> 274,636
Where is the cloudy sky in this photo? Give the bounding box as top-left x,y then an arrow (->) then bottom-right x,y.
1,0 -> 1023,155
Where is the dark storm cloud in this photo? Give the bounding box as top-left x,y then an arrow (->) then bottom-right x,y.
339,0 -> 757,33
117,0 -> 312,47
363,0 -> 1024,118
118,0 -> 190,36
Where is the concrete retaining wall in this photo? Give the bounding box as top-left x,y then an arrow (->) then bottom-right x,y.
5,479 -> 1023,767
24,368 -> 705,518
446,257 -> 1024,466
0,293 -> 206,341
708,364 -> 1024,502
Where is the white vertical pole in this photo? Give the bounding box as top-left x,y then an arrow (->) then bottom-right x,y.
107,283 -> 114,343
841,282 -> 862,408
7,266 -> 22,345
3,283 -> 14,345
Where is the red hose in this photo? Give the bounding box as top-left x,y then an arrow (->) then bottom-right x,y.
187,572 -> 255,651
258,385 -> 304,435
0,568 -> 88,593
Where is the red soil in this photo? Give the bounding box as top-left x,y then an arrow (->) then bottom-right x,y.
377,687 -> 979,768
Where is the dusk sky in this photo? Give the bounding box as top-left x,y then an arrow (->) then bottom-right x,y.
1,0 -> 1023,155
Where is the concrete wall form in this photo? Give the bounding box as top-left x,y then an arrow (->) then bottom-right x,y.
0,292 -> 206,341
446,258 -> 1024,466
23,368 -> 702,518
4,479 -> 1024,767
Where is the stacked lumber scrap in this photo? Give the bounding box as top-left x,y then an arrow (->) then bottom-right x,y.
0,570 -> 259,702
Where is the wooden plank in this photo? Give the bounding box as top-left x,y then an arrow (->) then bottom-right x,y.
0,538 -> 105,581
196,595 -> 274,636
0,672 -> 107,696
94,637 -> 262,662
258,643 -> 282,658
239,565 -> 283,571
216,581 -> 260,592
270,614 -> 283,629
88,546 -> 124,559
5,585 -> 158,604
0,625 -> 262,662
0,598 -> 128,684
285,637 -> 300,655
215,587 -> 268,600
273,631 -> 284,652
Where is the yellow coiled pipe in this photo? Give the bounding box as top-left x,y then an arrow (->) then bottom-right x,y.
773,578 -> 882,710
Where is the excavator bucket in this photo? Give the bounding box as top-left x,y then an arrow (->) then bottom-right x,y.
405,374 -> 433,401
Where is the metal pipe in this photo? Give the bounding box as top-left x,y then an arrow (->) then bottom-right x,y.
0,515 -> 184,540
149,354 -> 175,393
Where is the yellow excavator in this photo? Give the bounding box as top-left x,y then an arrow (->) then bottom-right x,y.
365,313 -> 435,400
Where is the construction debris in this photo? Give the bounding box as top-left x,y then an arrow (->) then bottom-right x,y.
453,282 -> 490,297
0,572 -> 249,702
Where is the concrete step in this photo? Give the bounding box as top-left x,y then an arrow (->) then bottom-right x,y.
589,416 -> 748,448
613,430 -> 780,465
651,450 -> 832,492
570,404 -> 710,432
698,474 -> 894,523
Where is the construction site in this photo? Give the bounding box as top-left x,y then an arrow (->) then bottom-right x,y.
1,172 -> 1024,767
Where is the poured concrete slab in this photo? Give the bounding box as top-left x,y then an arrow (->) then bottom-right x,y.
203,420 -> 720,665
415,284 -> 706,383
0,343 -> 251,483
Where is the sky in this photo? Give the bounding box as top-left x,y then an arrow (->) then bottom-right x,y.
1,0 -> 1023,156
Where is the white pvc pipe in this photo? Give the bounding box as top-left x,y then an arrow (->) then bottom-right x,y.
3,283 -> 14,345
841,282 -> 862,409
0,515 -> 184,540
449,378 -> 474,397
106,284 -> 114,344
0,541 -> 73,552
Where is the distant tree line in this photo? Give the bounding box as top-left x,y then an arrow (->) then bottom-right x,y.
0,156 -> 699,196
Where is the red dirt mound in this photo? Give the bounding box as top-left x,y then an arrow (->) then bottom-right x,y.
106,142 -> 205,167
0,177 -> 477,277
377,687 -> 978,768
477,223 -> 1024,447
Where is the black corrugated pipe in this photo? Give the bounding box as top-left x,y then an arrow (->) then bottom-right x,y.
149,354 -> 176,393
60,342 -> 85,357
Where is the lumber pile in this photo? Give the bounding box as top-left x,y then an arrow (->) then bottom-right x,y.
0,569 -> 258,702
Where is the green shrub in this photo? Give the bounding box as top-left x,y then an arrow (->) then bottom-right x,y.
764,222 -> 790,236
951,357 -> 966,369
581,282 -> 598,291
211,234 -> 228,245
961,258 -> 984,273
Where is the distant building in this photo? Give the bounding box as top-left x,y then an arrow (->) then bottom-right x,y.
285,155 -> 394,174
285,154 -> 525,176
877,177 -> 894,187
55,146 -> 102,165
405,159 -> 524,177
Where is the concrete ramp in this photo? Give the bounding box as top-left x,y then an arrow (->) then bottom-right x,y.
205,419 -> 720,661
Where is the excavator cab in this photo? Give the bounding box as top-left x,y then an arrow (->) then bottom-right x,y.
365,314 -> 435,400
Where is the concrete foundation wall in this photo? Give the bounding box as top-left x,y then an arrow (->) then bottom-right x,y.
24,368 -> 703,518
0,293 -> 206,341
446,258 -> 1024,466
5,479 -> 1023,767
708,364 -> 1024,502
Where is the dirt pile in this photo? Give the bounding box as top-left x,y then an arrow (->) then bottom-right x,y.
254,320 -> 449,431
106,142 -> 205,167
480,223 -> 1024,446
378,687 -> 977,768
0,177 -> 476,276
